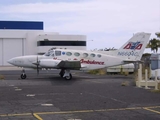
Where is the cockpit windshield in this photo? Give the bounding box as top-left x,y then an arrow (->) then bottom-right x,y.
44,48 -> 63,57
44,47 -> 56,56
44,50 -> 54,56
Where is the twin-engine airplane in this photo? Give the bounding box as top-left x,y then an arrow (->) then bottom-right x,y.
8,32 -> 151,80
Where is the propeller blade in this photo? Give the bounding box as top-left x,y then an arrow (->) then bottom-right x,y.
36,55 -> 39,75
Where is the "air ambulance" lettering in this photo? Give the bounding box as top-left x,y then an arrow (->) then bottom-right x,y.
80,59 -> 104,65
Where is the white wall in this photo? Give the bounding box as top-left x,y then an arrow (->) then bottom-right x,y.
0,39 -> 2,65
0,30 -> 43,65
3,38 -> 23,65
25,31 -> 43,55
0,30 -> 27,38
38,34 -> 86,41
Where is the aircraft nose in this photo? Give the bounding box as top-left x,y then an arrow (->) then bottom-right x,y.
7,58 -> 14,65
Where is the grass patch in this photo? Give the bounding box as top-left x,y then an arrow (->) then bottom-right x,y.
88,69 -> 106,75
123,71 -> 129,76
151,89 -> 160,93
121,81 -> 129,86
0,75 -> 5,80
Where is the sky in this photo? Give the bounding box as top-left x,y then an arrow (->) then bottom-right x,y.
0,0 -> 160,53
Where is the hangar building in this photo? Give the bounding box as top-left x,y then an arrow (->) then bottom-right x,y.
0,21 -> 86,66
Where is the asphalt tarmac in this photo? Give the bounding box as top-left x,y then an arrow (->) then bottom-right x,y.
0,70 -> 160,120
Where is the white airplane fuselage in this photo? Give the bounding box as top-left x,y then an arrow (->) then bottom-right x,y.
8,50 -> 123,71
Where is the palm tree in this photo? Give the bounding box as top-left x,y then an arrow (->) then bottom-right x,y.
146,38 -> 160,53
155,32 -> 160,38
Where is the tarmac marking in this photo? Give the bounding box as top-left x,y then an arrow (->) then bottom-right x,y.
143,108 -> 160,114
0,106 -> 160,118
41,104 -> 53,106
33,113 -> 43,120
26,94 -> 35,97
15,89 -> 22,91
144,106 -> 160,109
125,107 -> 142,110
0,113 -> 32,117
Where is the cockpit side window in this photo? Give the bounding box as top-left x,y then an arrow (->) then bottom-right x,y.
55,51 -> 61,56
44,50 -> 53,56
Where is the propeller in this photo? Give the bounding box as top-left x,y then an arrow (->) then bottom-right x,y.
35,55 -> 40,75
37,55 -> 39,75
32,55 -> 40,75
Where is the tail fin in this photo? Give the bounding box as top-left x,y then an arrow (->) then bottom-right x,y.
117,32 -> 151,61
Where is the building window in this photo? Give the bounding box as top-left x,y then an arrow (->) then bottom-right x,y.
37,41 -> 86,46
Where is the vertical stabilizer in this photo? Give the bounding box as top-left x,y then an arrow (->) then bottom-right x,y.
116,32 -> 151,61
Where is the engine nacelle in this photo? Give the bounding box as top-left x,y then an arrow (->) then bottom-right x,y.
39,59 -> 61,68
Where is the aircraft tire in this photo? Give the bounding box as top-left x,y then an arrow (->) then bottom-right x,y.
21,74 -> 27,79
65,73 -> 72,80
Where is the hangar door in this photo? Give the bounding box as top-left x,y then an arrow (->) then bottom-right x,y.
1,38 -> 23,65
0,39 -> 2,65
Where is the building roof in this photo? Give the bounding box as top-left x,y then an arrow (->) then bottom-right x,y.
0,21 -> 43,30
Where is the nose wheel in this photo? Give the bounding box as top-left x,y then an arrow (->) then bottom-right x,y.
21,69 -> 27,79
21,74 -> 27,79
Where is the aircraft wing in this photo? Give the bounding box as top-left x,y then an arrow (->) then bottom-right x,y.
57,60 -> 81,70
39,59 -> 81,70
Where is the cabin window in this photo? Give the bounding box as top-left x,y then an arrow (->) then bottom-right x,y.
97,54 -> 101,58
90,53 -> 95,57
74,52 -> 80,56
83,53 -> 88,57
66,52 -> 72,56
55,50 -> 61,56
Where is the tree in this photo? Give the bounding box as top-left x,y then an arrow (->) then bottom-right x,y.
155,32 -> 160,38
146,38 -> 160,53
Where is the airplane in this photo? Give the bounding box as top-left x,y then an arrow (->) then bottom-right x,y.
8,32 -> 151,80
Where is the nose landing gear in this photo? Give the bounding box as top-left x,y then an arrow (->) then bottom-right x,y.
21,69 -> 27,79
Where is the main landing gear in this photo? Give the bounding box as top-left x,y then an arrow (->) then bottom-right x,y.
21,69 -> 27,79
59,69 -> 72,80
20,69 -> 72,80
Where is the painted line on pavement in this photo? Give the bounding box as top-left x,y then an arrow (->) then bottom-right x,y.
0,106 -> 160,118
144,108 -> 160,114
0,113 -> 31,117
33,113 -> 43,120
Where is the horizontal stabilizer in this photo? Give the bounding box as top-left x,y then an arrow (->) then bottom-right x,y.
123,60 -> 143,63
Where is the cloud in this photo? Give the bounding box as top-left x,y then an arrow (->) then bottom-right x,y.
0,0 -> 159,51
0,0 -> 111,14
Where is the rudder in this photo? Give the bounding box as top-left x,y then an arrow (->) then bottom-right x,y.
116,32 -> 151,61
